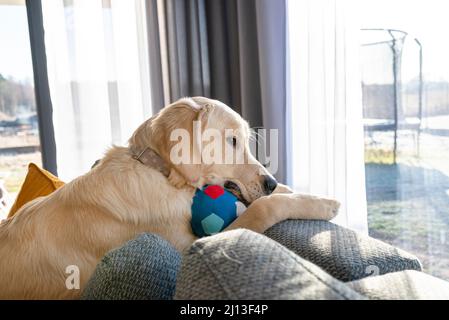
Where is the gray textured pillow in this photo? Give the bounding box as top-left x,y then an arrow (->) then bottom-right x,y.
347,270 -> 449,300
81,233 -> 181,300
174,229 -> 365,300
264,220 -> 422,282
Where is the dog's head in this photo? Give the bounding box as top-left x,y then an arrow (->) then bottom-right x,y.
129,97 -> 277,204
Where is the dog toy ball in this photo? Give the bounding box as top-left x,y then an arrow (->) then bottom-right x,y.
191,185 -> 247,237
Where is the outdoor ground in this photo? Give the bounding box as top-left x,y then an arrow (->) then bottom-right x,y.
365,131 -> 449,281
0,151 -> 41,219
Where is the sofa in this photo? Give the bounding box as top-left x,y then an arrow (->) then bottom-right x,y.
81,220 -> 449,300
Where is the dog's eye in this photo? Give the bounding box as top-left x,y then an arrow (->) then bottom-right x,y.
227,136 -> 237,148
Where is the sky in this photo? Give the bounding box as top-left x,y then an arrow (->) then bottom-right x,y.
0,4 -> 34,81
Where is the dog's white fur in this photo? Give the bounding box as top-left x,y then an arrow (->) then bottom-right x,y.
0,97 -> 339,299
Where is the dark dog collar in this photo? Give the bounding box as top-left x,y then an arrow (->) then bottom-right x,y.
131,147 -> 170,177
91,147 -> 170,178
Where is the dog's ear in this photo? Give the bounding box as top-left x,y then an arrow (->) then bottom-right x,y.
153,99 -> 214,188
128,114 -> 157,153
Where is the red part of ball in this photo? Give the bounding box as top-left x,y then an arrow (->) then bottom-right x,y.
203,185 -> 225,199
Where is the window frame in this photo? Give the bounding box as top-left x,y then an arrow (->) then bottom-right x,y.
25,0 -> 57,175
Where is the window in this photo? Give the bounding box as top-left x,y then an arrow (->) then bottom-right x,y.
0,0 -> 41,219
360,0 -> 449,280
41,0 -> 151,181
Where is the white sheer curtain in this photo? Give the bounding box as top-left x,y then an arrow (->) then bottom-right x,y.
42,0 -> 152,181
286,0 -> 368,233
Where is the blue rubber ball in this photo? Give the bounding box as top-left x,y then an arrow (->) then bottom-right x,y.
191,185 -> 247,237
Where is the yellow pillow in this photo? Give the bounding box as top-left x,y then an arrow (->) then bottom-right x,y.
8,163 -> 64,218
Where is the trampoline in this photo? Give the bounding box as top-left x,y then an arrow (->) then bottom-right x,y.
360,29 -> 423,162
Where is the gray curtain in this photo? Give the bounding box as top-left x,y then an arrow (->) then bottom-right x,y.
146,0 -> 287,183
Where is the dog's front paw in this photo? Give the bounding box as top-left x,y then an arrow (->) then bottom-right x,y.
322,199 -> 340,220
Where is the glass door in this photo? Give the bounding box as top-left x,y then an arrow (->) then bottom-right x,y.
360,0 -> 449,281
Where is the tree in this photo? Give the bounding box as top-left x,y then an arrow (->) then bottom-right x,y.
0,73 -> 36,117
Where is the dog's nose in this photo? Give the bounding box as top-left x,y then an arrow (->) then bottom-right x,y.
263,175 -> 278,195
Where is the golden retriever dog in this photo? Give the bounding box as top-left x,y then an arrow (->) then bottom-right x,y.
0,97 -> 339,299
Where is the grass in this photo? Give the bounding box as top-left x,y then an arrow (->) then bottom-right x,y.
0,152 -> 42,193
367,197 -> 449,280
365,148 -> 396,164
368,199 -> 445,243
365,144 -> 449,281
0,152 -> 42,219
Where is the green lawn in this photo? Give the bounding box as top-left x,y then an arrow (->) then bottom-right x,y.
0,152 -> 42,193
365,160 -> 449,281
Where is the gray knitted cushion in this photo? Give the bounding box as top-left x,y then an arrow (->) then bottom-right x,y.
174,229 -> 365,300
347,270 -> 449,299
81,233 -> 181,300
264,220 -> 422,282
